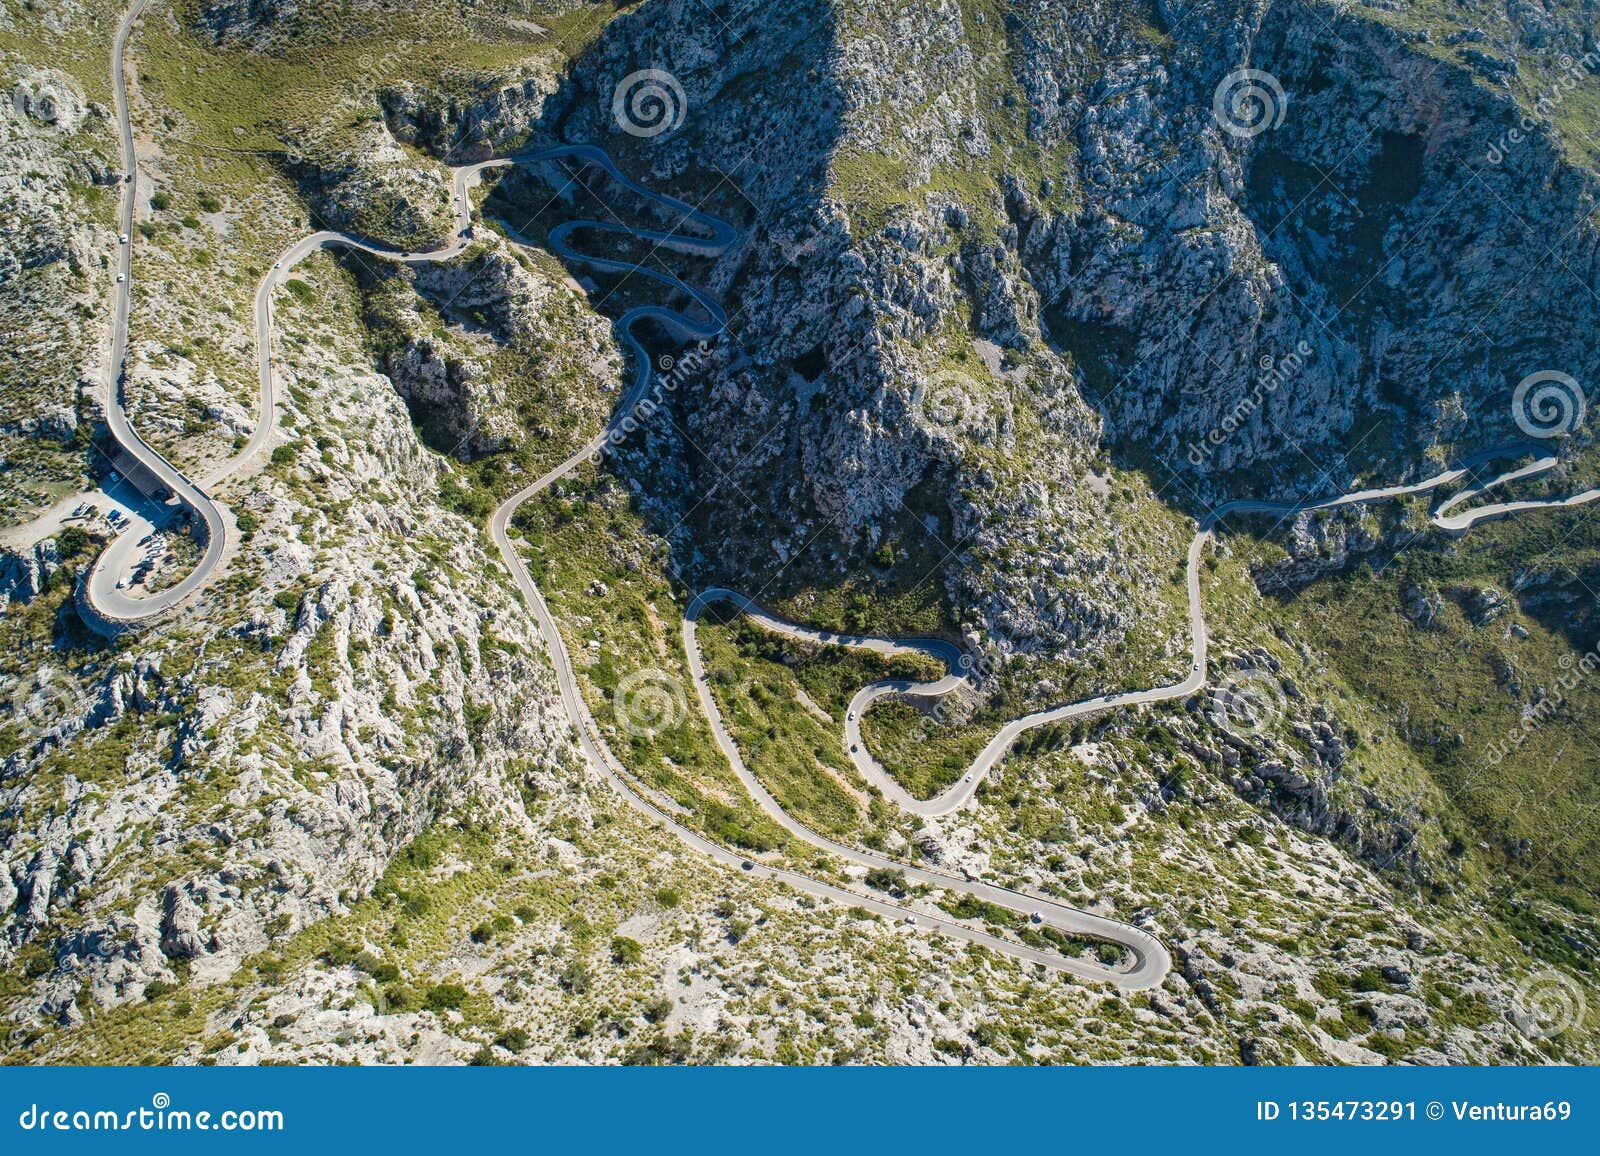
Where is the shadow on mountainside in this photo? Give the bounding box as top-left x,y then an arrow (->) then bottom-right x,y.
1035,0 -> 1600,499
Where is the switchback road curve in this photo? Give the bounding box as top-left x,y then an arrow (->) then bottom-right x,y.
479,154 -> 1168,989
90,1 -> 1597,991
687,447 -> 1600,818
94,11 -> 1164,983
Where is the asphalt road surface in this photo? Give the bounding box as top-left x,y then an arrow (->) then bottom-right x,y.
87,1 -> 1598,991
687,444 -> 1597,817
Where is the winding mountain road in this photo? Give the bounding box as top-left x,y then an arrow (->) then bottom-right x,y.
480,156 -> 1169,988
88,1 -> 1598,992
97,10 -> 1164,984
688,446 -> 1600,818
86,0 -> 230,627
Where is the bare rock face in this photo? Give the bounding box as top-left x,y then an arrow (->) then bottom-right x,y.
0,231 -> 583,1028
1,59 -> 117,526
193,1 -> 313,47
515,0 -> 1600,673
1402,582 -> 1442,628
381,70 -> 567,162
1021,2 -> 1600,489
360,233 -> 622,462
4,0 -> 1597,1067
1463,584 -> 1510,627
525,0 -> 1170,669
159,881 -> 212,961
9,69 -> 89,134
0,539 -> 62,610
1252,504 -> 1400,592
195,0 -> 294,36
1,405 -> 77,443
384,331 -> 500,457
301,120 -> 455,251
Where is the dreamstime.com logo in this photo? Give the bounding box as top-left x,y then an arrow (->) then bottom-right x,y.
612,668 -> 687,738
1485,644 -> 1599,766
912,369 -> 991,440
1207,671 -> 1286,739
16,1093 -> 284,1133
612,69 -> 687,139
6,666 -> 93,733
591,343 -> 715,464
1212,69 -> 1288,140
1511,370 -> 1586,439
1512,969 -> 1587,1040
1185,340 -> 1313,467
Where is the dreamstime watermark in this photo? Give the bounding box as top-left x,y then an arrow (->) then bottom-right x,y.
591,341 -> 715,464
1511,369 -> 1586,439
282,41 -> 419,168
1207,671 -> 1287,740
1485,644 -> 1599,766
1212,69 -> 1288,140
612,667 -> 687,738
912,369 -> 991,439
1185,341 -> 1313,467
897,643 -> 1000,746
6,666 -> 93,733
612,70 -> 687,139
15,1092 -> 284,1133
1511,968 -> 1587,1040
1486,49 -> 1600,164
773,219 -> 828,267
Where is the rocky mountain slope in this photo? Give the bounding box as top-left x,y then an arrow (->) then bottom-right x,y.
0,4 -> 122,525
533,0 -> 1600,658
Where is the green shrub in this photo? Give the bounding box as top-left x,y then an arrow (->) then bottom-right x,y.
424,982 -> 468,1011
1352,967 -> 1392,993
643,997 -> 673,1024
55,527 -> 92,558
558,961 -> 591,994
382,984 -> 420,1012
865,867 -> 906,893
495,1027 -> 530,1052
